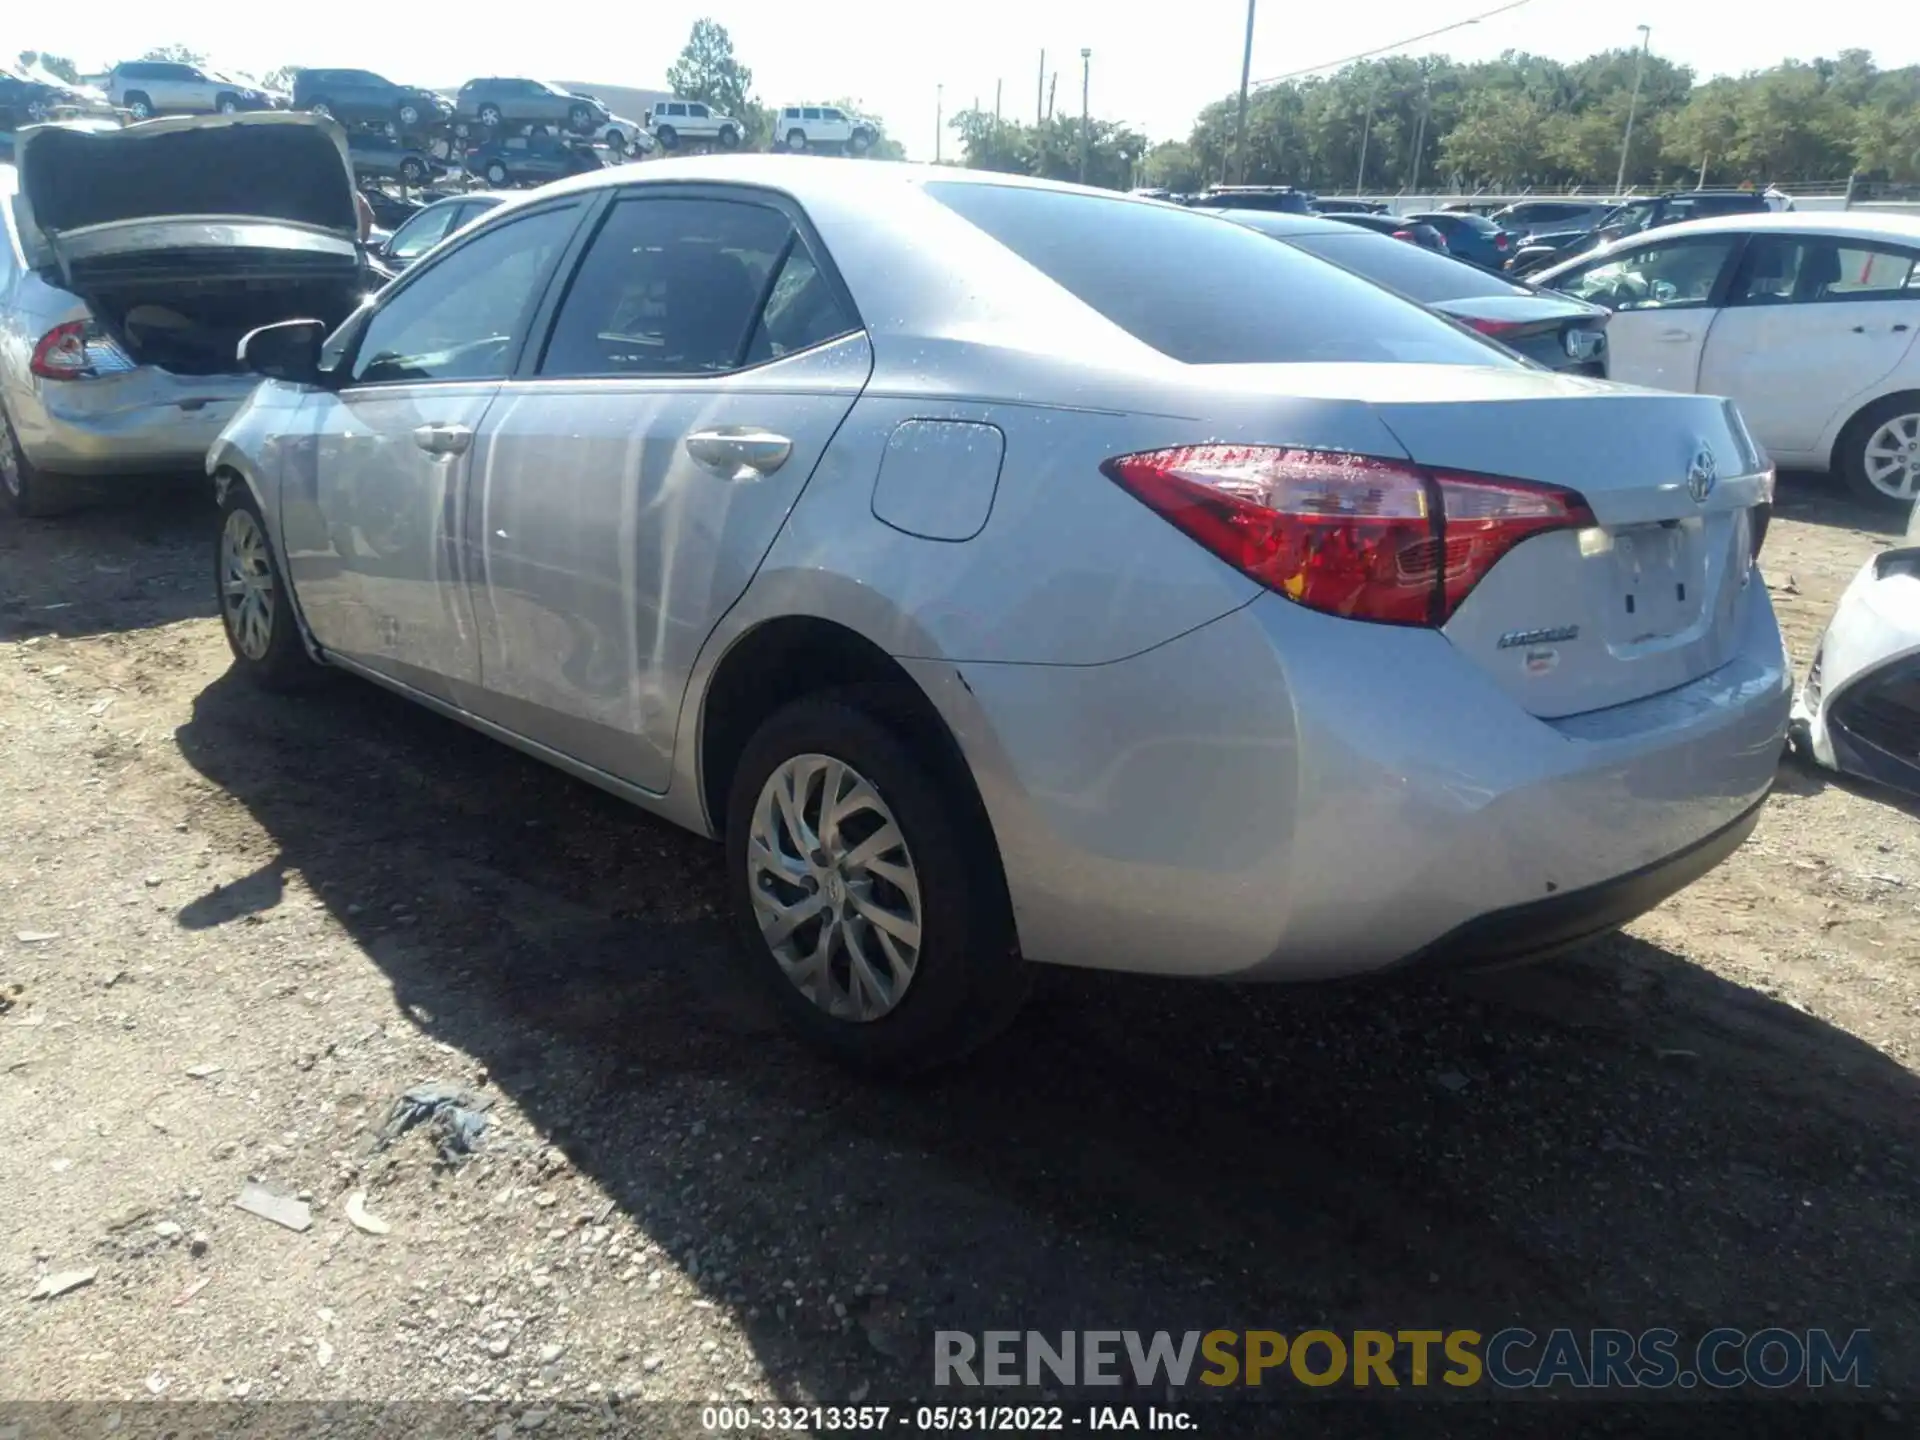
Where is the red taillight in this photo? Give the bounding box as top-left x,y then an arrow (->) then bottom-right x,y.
1391,229 -> 1416,243
1101,446 -> 1594,627
1495,231 -> 1511,250
30,321 -> 90,379
30,321 -> 133,381
1462,316 -> 1527,338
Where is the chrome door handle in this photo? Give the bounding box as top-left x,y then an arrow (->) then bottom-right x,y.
686,427 -> 792,481
1655,328 -> 1693,342
412,423 -> 473,457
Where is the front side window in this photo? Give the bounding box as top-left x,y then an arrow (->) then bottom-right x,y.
1552,238 -> 1737,311
538,196 -> 855,378
803,107 -> 822,120
823,108 -> 845,121
386,204 -> 460,261
689,103 -> 710,118
350,205 -> 579,384
927,183 -> 1506,366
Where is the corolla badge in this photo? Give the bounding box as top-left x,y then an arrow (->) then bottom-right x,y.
1686,443 -> 1718,503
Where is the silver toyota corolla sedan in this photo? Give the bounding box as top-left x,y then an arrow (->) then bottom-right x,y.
207,157 -> 1791,1072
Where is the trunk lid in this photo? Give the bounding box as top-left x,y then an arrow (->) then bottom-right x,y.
14,113 -> 360,284
1346,364 -> 1769,718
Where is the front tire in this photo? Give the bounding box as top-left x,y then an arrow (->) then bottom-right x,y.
725,693 -> 1027,1074
484,160 -> 510,186
399,155 -> 427,185
1838,393 -> 1920,508
125,91 -> 153,119
477,103 -> 503,129
307,98 -> 333,121
0,406 -> 81,519
655,124 -> 677,149
398,102 -> 422,128
787,129 -> 808,152
217,93 -> 240,114
216,483 -> 317,690
717,124 -> 740,150
604,129 -> 628,156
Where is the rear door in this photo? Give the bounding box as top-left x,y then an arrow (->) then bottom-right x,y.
283,200 -> 587,699
1700,233 -> 1920,458
462,188 -> 871,791
1545,233 -> 1742,391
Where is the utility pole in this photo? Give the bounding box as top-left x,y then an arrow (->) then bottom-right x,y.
1408,74 -> 1431,194
935,83 -> 943,164
1047,72 -> 1056,123
1233,0 -> 1257,184
994,78 -> 1002,137
1615,25 -> 1651,197
1079,48 -> 1091,185
1356,87 -> 1374,194
1037,50 -> 1045,125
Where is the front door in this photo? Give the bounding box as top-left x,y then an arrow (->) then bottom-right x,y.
1700,233 -> 1920,458
464,191 -> 871,792
281,201 -> 586,701
1546,233 -> 1741,392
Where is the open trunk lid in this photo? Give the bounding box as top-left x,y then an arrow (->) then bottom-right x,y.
13,113 -> 360,286
1350,365 -> 1771,719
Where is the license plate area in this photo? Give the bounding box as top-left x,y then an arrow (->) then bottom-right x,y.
1594,519 -> 1708,651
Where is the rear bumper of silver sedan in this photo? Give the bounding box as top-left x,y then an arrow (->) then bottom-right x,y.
911,582 -> 1789,983
12,371 -> 254,477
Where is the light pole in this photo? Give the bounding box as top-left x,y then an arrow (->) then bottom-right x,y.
1615,25 -> 1651,198
935,83 -> 943,165
1355,87 -> 1374,193
1233,0 -> 1257,185
1079,48 -> 1091,185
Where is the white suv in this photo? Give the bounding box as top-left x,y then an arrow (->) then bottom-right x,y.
645,99 -> 741,150
776,104 -> 875,153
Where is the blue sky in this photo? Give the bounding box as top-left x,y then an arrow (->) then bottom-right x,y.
22,1 -> 1920,157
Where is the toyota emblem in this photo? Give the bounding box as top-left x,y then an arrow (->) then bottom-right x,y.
1686,445 -> 1717,503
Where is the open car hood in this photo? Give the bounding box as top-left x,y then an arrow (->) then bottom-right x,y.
13,112 -> 359,272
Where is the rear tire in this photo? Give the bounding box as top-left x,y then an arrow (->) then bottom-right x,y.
217,94 -> 240,115
484,160 -> 510,186
724,691 -> 1028,1075
0,406 -> 81,519
567,105 -> 591,133
398,102 -> 422,129
216,482 -> 318,690
787,129 -> 808,152
1837,392 -> 1920,508
477,103 -> 503,129
307,98 -> 333,121
399,155 -> 427,185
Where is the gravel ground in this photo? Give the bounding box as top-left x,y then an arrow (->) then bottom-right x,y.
1,472 -> 1916,1434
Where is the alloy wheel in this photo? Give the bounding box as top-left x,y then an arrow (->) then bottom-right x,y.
221,507 -> 276,661
1862,412 -> 1920,501
748,753 -> 923,1022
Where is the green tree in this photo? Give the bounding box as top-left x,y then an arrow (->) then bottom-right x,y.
1142,139 -> 1204,191
665,18 -> 753,123
1662,78 -> 1745,185
258,66 -> 300,95
19,52 -> 81,84
140,45 -> 208,66
950,109 -> 1147,189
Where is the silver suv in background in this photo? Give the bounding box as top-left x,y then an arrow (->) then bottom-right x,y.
106,60 -> 278,119
776,104 -> 875,153
645,99 -> 742,150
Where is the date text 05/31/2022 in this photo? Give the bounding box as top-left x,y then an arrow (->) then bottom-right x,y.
700,1405 -> 1193,1432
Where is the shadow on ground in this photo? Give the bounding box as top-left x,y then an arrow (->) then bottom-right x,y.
1773,470 -> 1911,538
0,481 -> 213,641
168,666 -> 1920,1427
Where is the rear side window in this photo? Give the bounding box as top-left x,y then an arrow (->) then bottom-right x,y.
1280,230 -> 1524,304
927,183 -> 1507,366
538,196 -> 856,378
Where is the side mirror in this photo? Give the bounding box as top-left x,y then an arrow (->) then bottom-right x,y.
239,319 -> 327,384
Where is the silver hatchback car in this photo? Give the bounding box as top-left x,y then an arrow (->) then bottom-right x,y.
208,158 -> 1790,1072
1,113 -> 373,517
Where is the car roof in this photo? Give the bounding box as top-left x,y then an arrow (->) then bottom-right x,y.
1206,208 -> 1357,237
1604,209 -> 1920,244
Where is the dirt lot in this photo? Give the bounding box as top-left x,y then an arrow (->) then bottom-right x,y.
1,472 -> 1917,1432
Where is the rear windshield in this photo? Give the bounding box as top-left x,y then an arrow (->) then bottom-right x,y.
1276,228 -> 1525,303
926,183 -> 1507,367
